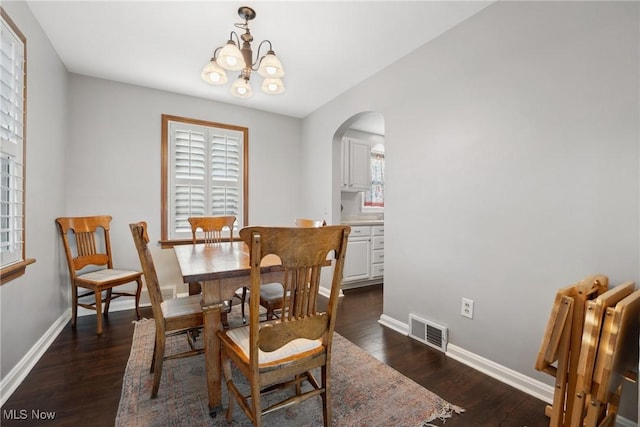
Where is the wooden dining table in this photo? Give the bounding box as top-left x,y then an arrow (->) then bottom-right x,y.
173,241 -> 282,416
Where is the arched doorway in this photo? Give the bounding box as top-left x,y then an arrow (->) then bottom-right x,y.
332,111 -> 385,289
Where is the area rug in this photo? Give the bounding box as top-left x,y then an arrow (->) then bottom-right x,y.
116,314 -> 464,426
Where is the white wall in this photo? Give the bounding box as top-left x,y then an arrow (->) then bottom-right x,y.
303,1 -> 639,419
67,75 -> 303,280
0,1 -> 69,378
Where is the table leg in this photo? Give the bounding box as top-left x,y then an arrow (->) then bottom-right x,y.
201,279 -> 224,417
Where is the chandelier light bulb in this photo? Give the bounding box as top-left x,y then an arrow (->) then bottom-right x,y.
230,77 -> 253,98
257,51 -> 285,78
217,41 -> 245,71
201,59 -> 228,85
261,77 -> 285,94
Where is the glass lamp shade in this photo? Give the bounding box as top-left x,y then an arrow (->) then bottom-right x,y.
257,51 -> 285,78
201,59 -> 228,85
230,77 -> 253,98
261,77 -> 285,95
217,41 -> 245,71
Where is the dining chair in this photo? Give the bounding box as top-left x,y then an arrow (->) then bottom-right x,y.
294,218 -> 326,227
218,225 -> 350,426
187,215 -> 241,327
129,221 -> 204,398
55,215 -> 143,335
241,219 -> 327,323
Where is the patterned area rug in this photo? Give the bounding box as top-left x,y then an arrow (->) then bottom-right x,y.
116,313 -> 463,426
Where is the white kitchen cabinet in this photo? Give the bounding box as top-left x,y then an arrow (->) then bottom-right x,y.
341,137 -> 371,191
343,226 -> 370,282
342,224 -> 384,286
371,226 -> 384,278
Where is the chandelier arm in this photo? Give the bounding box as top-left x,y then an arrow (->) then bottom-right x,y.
252,40 -> 274,70
229,31 -> 241,45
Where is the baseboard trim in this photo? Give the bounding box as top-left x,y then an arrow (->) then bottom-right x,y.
0,309 -> 70,407
445,343 -> 554,404
77,299 -> 150,316
377,315 -> 635,427
378,313 -> 409,336
319,286 -> 344,299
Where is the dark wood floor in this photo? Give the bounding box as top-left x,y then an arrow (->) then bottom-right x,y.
1,285 -> 548,426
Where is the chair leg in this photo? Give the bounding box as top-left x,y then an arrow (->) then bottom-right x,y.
71,285 -> 78,329
134,278 -> 142,319
321,364 -> 331,427
104,289 -> 112,316
221,311 -> 229,329
251,378 -> 263,427
240,287 -> 247,323
94,290 -> 104,335
221,352 -> 235,423
151,331 -> 166,398
150,338 -> 158,373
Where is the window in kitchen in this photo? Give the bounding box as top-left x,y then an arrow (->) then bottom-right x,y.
161,114 -> 248,243
363,149 -> 384,211
0,8 -> 34,283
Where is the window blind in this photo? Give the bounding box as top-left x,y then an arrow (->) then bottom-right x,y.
168,121 -> 243,239
0,14 -> 25,267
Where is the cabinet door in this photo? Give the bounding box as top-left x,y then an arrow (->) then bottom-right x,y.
340,138 -> 349,189
343,239 -> 370,282
349,140 -> 371,190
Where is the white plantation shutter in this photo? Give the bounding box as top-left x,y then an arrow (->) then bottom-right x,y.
210,133 -> 240,217
0,12 -> 26,268
167,120 -> 244,239
172,125 -> 206,234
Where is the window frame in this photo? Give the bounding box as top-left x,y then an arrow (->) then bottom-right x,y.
160,114 -> 248,247
362,148 -> 384,213
0,7 -> 34,283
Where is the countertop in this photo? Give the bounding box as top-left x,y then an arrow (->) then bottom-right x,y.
341,219 -> 384,226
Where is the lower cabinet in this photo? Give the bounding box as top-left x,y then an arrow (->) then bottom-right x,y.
343,238 -> 370,282
343,224 -> 384,287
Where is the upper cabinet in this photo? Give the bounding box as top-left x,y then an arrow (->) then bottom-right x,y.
341,137 -> 371,191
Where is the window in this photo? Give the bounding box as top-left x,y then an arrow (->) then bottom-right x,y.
363,150 -> 384,210
161,114 -> 248,243
0,8 -> 33,283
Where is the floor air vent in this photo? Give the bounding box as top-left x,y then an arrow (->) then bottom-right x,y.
408,314 -> 448,352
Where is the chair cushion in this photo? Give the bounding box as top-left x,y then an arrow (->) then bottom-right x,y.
259,282 -> 286,303
77,269 -> 140,285
161,294 -> 203,319
225,324 -> 322,365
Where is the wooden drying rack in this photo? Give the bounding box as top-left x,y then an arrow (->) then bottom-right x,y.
535,275 -> 639,427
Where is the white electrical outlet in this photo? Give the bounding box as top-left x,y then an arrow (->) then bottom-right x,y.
461,297 -> 474,319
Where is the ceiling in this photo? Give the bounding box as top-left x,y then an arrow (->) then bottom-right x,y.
26,1 -> 492,123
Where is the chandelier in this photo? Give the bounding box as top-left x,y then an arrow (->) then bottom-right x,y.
201,6 -> 285,99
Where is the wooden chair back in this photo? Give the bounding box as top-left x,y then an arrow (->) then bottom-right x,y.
239,225 -> 350,354
188,216 -> 236,244
56,215 -> 115,278
590,287 -> 640,401
294,218 -> 326,227
129,222 -> 165,324
130,221 -> 205,399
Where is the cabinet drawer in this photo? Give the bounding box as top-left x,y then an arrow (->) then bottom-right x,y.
372,250 -> 384,264
371,263 -> 384,278
372,226 -> 384,236
349,226 -> 371,238
372,236 -> 384,250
